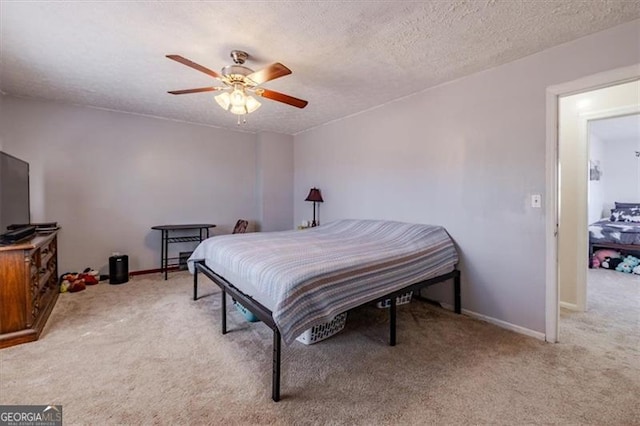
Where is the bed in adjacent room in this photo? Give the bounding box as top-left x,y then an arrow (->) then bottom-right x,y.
589,202 -> 640,261
187,219 -> 460,401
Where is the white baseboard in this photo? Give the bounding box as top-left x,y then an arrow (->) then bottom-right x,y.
559,301 -> 579,311
441,302 -> 546,341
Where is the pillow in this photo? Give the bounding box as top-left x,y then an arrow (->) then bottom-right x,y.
610,207 -> 640,223
615,202 -> 640,209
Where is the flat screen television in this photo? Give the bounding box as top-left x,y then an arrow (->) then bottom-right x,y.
0,151 -> 30,232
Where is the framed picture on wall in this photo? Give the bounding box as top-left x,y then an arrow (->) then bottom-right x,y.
589,160 -> 602,181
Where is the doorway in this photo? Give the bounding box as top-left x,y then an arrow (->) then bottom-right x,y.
558,82 -> 640,313
545,65 -> 640,342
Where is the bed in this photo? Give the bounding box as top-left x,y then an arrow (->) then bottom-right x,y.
187,219 -> 460,401
589,203 -> 640,262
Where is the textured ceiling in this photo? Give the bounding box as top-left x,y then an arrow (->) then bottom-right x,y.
1,1 -> 639,135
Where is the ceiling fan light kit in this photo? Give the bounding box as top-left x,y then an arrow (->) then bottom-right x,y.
214,84 -> 262,115
167,50 -> 307,124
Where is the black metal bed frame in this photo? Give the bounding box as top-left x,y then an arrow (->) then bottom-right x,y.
193,260 -> 461,401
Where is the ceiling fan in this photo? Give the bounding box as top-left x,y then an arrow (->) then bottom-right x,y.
166,50 -> 308,120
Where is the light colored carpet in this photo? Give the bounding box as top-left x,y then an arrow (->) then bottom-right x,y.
0,270 -> 638,425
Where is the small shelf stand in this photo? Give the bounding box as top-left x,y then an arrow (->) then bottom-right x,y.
152,224 -> 216,280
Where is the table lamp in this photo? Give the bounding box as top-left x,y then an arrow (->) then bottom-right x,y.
305,188 -> 323,227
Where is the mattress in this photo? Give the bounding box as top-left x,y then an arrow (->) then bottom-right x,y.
188,219 -> 458,344
589,219 -> 640,246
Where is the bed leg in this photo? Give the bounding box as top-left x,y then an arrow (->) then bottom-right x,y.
193,267 -> 198,301
272,329 -> 281,402
454,270 -> 461,314
221,290 -> 227,335
390,296 -> 397,346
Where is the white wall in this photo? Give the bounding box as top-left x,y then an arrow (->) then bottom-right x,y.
256,132 -> 294,231
602,134 -> 640,206
294,20 -> 640,335
1,96 -> 265,273
0,94 -> 4,151
588,133 -> 606,224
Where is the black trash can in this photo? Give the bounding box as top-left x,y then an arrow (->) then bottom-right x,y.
109,255 -> 129,284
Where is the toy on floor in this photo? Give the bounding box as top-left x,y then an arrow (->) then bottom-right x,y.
616,262 -> 633,274
593,249 -> 621,263
60,273 -> 86,293
613,255 -> 640,274
633,265 -> 640,275
601,257 -> 623,270
59,268 -> 101,293
591,249 -> 621,269
622,255 -> 640,268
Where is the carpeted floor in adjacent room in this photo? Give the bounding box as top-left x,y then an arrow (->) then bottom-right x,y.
0,269 -> 638,424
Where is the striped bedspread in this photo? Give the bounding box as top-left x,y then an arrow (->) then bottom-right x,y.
188,219 -> 458,344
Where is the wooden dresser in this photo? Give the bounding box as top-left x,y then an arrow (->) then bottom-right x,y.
0,231 -> 59,349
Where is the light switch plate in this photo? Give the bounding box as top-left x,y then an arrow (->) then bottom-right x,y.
531,194 -> 542,208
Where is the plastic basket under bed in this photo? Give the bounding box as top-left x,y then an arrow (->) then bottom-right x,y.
234,301 -> 260,322
295,312 -> 348,345
235,301 -> 347,345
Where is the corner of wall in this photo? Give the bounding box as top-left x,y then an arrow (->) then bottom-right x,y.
256,132 -> 295,232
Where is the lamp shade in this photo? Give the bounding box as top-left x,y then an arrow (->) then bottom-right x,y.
305,188 -> 323,203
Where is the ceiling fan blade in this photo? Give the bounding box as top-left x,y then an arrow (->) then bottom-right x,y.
256,88 -> 308,109
167,87 -> 224,95
166,54 -> 222,80
246,63 -> 292,85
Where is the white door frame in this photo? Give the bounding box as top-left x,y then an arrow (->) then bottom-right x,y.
545,64 -> 640,343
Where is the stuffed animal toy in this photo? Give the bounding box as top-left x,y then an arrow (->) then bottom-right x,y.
83,267 -> 100,277
601,257 -> 624,270
622,255 -> 640,268
593,249 -> 621,263
68,279 -> 86,292
633,265 -> 640,275
616,262 -> 633,274
59,267 -> 101,293
591,256 -> 601,268
59,273 -> 87,293
79,272 -> 99,285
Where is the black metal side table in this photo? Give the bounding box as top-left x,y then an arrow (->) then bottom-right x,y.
151,224 -> 216,280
